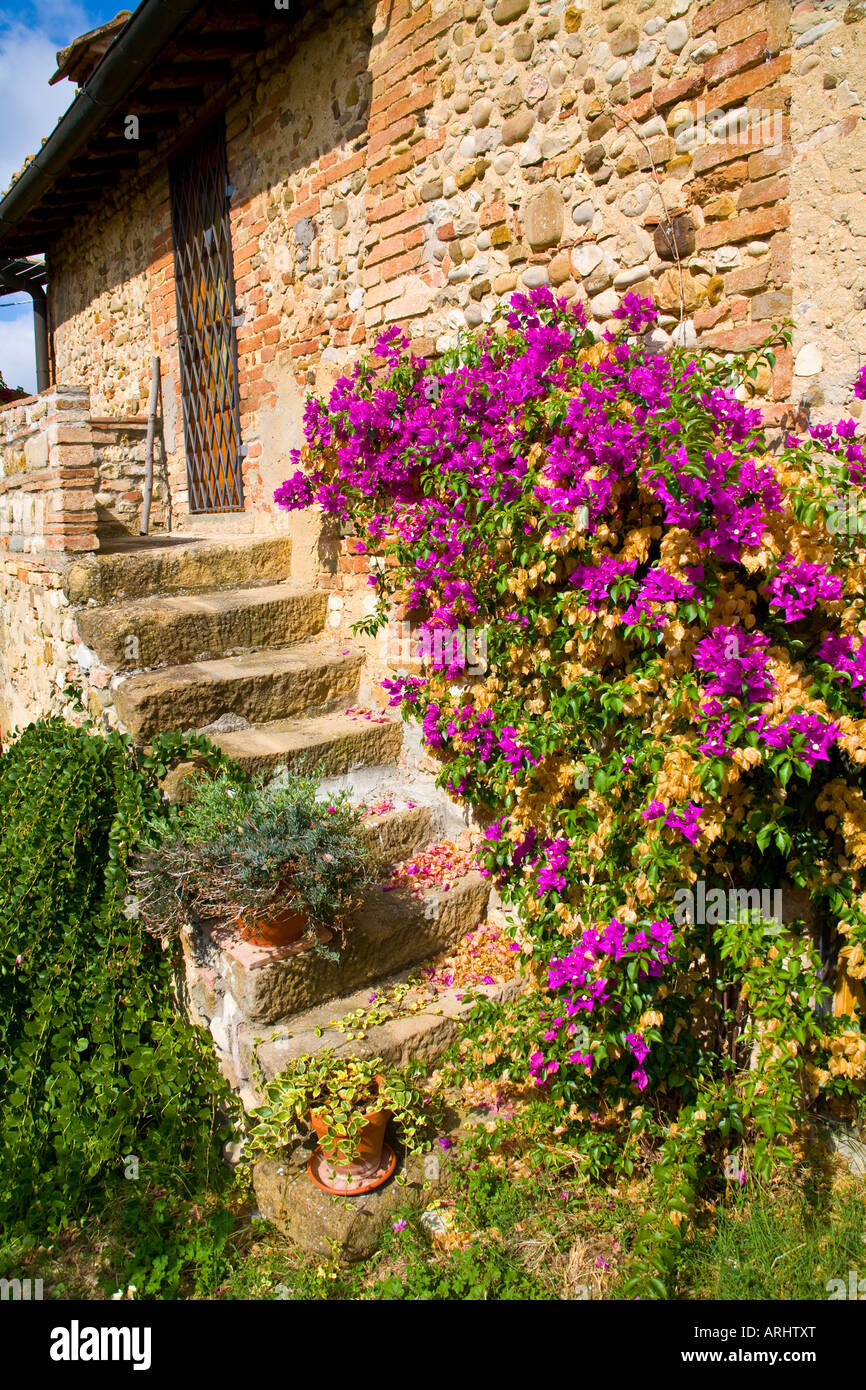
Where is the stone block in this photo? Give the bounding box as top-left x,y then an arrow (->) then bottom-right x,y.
23,433 -> 49,473
218,872 -> 491,1024
252,1151 -> 433,1261
522,184 -> 565,251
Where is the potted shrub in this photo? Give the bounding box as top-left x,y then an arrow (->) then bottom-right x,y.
247,1051 -> 436,1194
134,768 -> 375,952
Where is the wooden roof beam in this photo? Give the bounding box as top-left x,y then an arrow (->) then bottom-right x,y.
175,31 -> 265,56
127,86 -> 205,111
154,59 -> 233,82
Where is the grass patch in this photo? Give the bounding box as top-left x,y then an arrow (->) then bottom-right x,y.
673,1162 -> 866,1301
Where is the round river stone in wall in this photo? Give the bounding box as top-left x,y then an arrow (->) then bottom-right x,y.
665,19 -> 689,52
548,252 -> 571,285
571,242 -> 604,277
294,218 -> 315,247
513,32 -> 534,60
590,287 -> 620,320
493,0 -> 530,22
620,184 -> 653,217
653,212 -> 696,261
502,109 -> 535,144
794,343 -> 823,377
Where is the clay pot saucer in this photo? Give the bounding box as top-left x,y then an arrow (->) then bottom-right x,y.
307,1142 -> 397,1195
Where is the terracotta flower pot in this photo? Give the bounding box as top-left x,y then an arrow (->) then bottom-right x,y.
310,1106 -> 390,1172
235,876 -> 321,950
307,1080 -> 396,1193
237,900 -> 310,948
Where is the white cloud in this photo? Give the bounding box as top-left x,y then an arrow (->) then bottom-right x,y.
0,21 -> 77,194
0,8 -> 123,394
0,299 -> 38,394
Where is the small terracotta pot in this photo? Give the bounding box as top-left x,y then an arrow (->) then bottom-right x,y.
237,901 -> 310,948
310,1106 -> 391,1178
308,1075 -> 394,1192
235,876 -> 311,948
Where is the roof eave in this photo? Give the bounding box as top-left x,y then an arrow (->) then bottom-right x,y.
0,0 -> 206,252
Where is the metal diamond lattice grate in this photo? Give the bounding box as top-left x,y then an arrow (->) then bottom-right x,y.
170,121 -> 244,513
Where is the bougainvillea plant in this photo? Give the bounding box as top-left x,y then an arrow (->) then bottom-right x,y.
277,287 -> 866,1293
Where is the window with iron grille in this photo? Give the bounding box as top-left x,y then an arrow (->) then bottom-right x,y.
169,119 -> 244,513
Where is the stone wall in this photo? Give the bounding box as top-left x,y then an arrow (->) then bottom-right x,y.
91,416 -> 169,538
0,390 -> 171,735
41,0 -> 866,638
0,387 -> 97,554
789,0 -> 866,422
0,554 -> 79,737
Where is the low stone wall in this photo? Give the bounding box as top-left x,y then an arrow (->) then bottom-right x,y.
0,387 -> 98,554
0,387 -> 173,735
0,554 -> 77,736
0,387 -> 172,560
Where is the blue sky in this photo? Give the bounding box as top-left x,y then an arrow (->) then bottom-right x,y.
0,2 -> 123,389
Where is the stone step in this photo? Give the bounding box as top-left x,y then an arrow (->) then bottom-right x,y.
113,640 -> 364,741
356,803 -> 436,871
212,708 -> 403,777
199,870 -> 491,1028
75,582 -> 328,671
238,971 -> 519,1104
65,534 -> 293,605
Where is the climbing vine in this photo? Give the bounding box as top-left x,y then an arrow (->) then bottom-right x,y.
277,287 -> 866,1293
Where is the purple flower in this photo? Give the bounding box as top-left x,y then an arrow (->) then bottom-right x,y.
752,711 -> 840,768
663,802 -> 703,846
694,625 -> 774,705
625,1031 -> 649,1065
537,836 -> 570,896
765,556 -> 842,623
274,471 -> 314,511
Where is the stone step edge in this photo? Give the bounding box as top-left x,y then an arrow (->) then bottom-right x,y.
112,640 -> 365,741
190,867 -> 492,1030
76,579 -> 325,623
358,802 -> 438,868
207,841 -> 473,977
113,636 -> 365,690
75,582 -> 329,672
211,708 -> 404,777
235,970 -> 523,1111
65,534 -> 295,605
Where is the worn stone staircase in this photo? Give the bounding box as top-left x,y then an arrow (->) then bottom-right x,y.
70,535 -> 400,771
68,533 -> 496,1107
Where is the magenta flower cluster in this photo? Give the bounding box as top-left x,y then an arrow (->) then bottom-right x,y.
765,556 -> 842,623
642,799 -> 703,846
528,919 -> 674,1088
693,625 -> 774,705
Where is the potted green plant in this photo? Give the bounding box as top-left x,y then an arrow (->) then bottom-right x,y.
247,1051 -> 436,1194
133,767 -> 375,952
